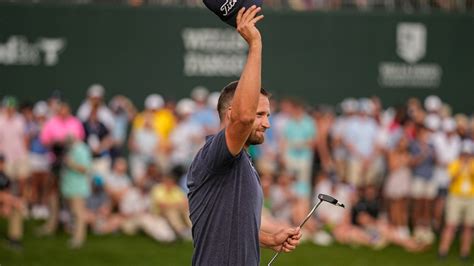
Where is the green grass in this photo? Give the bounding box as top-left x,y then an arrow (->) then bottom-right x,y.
0,221 -> 472,266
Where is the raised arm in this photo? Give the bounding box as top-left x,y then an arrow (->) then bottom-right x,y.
225,5 -> 264,156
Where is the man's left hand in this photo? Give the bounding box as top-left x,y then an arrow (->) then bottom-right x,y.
271,227 -> 302,252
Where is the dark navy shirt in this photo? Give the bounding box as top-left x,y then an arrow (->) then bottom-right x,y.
187,129 -> 263,266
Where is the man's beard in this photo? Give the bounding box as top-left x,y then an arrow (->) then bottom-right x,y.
247,131 -> 265,145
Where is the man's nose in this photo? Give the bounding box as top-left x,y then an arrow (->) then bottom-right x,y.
262,116 -> 271,129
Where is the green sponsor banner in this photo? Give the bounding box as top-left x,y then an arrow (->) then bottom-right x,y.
0,4 -> 473,112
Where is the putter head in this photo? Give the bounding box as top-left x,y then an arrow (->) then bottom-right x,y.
318,193 -> 345,208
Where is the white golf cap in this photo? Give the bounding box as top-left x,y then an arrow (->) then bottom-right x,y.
358,98 -> 374,114
145,94 -> 164,110
87,84 -> 105,98
33,101 -> 49,117
191,86 -> 209,102
176,98 -> 196,116
424,114 -> 441,131
207,91 -> 220,109
424,95 -> 442,112
341,98 -> 358,113
442,118 -> 456,133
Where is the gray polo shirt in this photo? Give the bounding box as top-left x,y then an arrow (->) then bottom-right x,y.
187,129 -> 263,266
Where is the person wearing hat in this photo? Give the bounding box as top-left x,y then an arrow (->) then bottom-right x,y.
77,84 -> 115,131
431,118 -> 461,231
438,140 -> 474,261
131,94 -> 176,141
130,94 -> 177,176
169,98 -> 205,169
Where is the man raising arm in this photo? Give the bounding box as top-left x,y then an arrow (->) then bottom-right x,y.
187,6 -> 301,266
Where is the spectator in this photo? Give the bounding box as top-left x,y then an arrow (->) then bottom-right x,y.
383,136 -> 411,238
108,95 -> 137,159
104,157 -> 132,207
38,101 -> 85,236
330,98 -> 358,182
60,134 -> 92,249
131,94 -> 176,173
0,154 -> 25,250
352,186 -> 426,252
281,99 -> 316,185
150,166 -> 192,240
190,86 -> 220,135
0,96 -> 30,197
343,98 -> 380,188
409,122 -> 436,244
431,118 -> 461,230
0,96 -> 29,250
438,140 -> 474,261
77,84 -> 115,130
83,105 -> 113,180
85,177 -> 122,235
169,98 -> 205,169
132,93 -> 176,141
28,101 -> 51,219
270,171 -> 297,224
128,112 -> 159,181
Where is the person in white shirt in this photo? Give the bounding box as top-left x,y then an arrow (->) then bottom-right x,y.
76,84 -> 115,131
432,118 -> 461,230
169,99 -> 205,169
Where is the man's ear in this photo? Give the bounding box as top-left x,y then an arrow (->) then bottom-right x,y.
226,107 -> 232,120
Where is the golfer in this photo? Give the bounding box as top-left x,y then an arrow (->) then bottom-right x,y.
187,6 -> 302,266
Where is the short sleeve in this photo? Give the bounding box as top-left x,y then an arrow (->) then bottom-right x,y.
203,129 -> 240,173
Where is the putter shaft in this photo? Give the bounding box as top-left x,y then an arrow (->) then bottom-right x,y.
267,200 -> 323,266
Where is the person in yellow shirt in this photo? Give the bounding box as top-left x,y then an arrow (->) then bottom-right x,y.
132,94 -> 176,141
438,140 -> 474,261
131,94 -> 177,175
150,166 -> 191,240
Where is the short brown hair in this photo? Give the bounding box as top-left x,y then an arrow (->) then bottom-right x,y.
216,80 -> 270,121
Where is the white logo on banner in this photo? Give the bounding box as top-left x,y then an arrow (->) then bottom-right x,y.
0,36 -> 66,66
397,23 -> 426,64
182,28 -> 247,77
378,23 -> 442,88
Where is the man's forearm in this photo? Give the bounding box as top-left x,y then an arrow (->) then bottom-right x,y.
259,230 -> 276,247
230,42 -> 262,122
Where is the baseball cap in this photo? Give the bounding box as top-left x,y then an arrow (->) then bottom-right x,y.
176,98 -> 196,116
424,95 -> 442,112
145,94 -> 164,110
2,96 -> 18,108
191,86 -> 209,102
87,84 -> 105,98
203,0 -> 263,27
340,98 -> 358,114
33,101 -> 49,117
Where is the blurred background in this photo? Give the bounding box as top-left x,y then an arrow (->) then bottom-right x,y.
0,0 -> 473,265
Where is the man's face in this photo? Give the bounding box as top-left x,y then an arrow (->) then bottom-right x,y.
246,95 -> 271,146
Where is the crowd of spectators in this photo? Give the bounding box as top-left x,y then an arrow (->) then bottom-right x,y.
0,0 -> 473,12
0,84 -> 473,261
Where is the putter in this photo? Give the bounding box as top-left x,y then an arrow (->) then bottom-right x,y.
267,193 -> 345,266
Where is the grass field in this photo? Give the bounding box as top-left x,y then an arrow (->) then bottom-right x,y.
0,221 -> 472,266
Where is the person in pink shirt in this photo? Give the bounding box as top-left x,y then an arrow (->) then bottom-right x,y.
40,102 -> 85,146
38,101 -> 85,236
